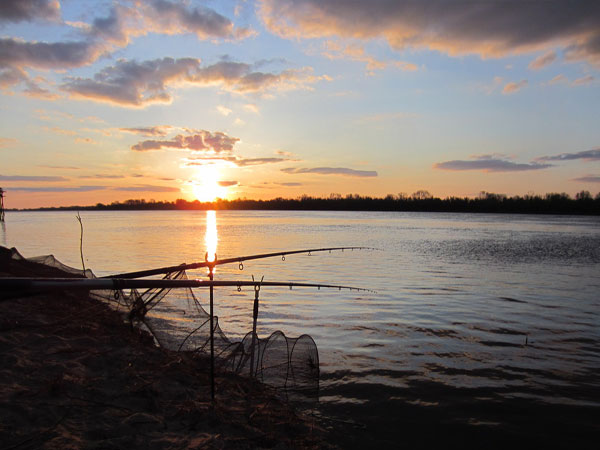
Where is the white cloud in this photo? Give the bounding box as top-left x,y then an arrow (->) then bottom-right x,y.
217,105 -> 232,116
244,103 -> 259,114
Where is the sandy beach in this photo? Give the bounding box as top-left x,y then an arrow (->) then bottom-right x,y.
0,287 -> 329,449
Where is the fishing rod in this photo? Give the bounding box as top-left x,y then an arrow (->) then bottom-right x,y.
104,246 -> 373,279
0,277 -> 374,294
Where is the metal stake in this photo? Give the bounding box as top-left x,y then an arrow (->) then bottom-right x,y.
249,279 -> 261,377
207,253 -> 216,403
0,187 -> 5,222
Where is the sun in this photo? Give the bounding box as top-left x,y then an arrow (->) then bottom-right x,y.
192,166 -> 227,202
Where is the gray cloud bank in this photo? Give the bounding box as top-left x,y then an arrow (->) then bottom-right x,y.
434,159 -> 552,172
7,186 -> 106,192
436,147 -> 600,173
572,175 -> 600,183
282,167 -> 378,177
0,0 -> 60,23
113,185 -> 179,192
259,0 -> 600,65
0,0 -> 255,96
0,38 -> 102,71
87,0 -> 252,45
537,148 -> 600,162
78,174 -> 125,180
61,57 -> 321,107
8,184 -> 179,193
0,174 -> 68,181
132,130 -> 239,153
253,181 -> 304,189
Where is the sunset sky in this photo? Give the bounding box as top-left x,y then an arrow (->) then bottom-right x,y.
1,0 -> 599,208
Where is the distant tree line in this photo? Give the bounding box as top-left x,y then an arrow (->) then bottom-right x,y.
23,190 -> 600,215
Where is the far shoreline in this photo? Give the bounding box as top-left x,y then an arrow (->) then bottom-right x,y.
5,191 -> 600,215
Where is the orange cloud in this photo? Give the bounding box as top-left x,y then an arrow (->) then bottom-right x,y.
322,40 -> 417,74
502,80 -> 528,94
218,181 -> 238,187
0,137 -> 18,147
543,74 -> 595,87
572,75 -> 595,86
119,126 -> 172,136
528,51 -> 557,70
74,137 -> 97,145
546,74 -> 568,85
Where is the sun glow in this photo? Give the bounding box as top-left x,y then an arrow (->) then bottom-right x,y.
192,166 -> 227,202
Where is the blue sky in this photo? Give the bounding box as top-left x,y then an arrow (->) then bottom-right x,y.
1,0 -> 599,208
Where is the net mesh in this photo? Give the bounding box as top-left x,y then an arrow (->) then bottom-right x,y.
1,246 -> 319,397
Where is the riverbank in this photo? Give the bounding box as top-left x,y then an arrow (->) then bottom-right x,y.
0,289 -> 329,449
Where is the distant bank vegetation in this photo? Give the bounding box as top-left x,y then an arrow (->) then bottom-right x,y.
21,190 -> 600,215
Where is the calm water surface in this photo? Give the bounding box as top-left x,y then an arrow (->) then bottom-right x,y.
3,210 -> 599,445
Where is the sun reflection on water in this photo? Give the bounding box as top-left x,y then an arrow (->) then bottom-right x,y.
205,210 -> 218,264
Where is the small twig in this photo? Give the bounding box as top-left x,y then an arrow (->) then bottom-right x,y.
75,212 -> 86,273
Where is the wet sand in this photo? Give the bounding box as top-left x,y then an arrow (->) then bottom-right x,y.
0,290 -> 329,449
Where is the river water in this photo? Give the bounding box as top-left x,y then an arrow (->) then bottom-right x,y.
3,210 -> 599,446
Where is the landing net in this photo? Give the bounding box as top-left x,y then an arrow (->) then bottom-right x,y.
2,247 -> 319,397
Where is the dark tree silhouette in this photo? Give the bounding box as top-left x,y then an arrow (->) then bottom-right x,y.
19,191 -> 600,215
